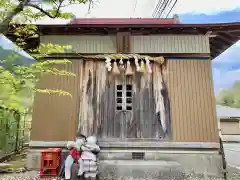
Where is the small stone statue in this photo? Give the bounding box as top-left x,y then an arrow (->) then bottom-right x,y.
64,134 -> 86,180
80,136 -> 100,179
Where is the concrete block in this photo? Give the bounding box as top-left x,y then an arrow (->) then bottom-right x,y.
26,149 -> 41,170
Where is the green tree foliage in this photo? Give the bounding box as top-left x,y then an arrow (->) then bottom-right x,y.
0,0 -> 91,113
216,80 -> 240,108
0,0 -> 91,33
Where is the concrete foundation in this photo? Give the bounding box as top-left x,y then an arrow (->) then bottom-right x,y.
26,148 -> 224,180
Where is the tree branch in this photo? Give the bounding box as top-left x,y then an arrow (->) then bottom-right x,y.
0,0 -> 31,33
60,3 -> 79,7
26,0 -> 64,18
0,0 -> 65,34
26,3 -> 56,18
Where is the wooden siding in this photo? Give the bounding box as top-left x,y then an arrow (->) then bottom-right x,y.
40,35 -> 210,54
31,60 -> 169,141
116,32 -> 131,53
131,35 -> 210,54
31,59 -> 219,143
40,35 -> 117,53
166,59 -> 218,142
31,61 -> 81,141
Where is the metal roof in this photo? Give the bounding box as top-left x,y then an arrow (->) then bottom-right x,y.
70,18 -> 178,25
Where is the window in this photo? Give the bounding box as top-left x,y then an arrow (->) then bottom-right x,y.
116,84 -> 133,111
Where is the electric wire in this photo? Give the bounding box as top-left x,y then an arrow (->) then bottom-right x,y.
132,0 -> 138,17
152,0 -> 163,17
165,0 -> 178,18
154,0 -> 168,17
152,0 -> 178,18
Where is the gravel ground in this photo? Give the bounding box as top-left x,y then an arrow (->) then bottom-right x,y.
0,171 -> 236,180
0,167 -> 239,180
0,171 -> 56,180
0,171 -> 240,180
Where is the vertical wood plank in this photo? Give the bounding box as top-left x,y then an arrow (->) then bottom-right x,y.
166,59 -> 219,142
152,63 -> 164,138
78,60 -> 95,136
77,60 -> 83,136
205,61 -> 219,142
130,35 -> 210,54
116,32 -> 131,53
94,61 -> 107,137
122,32 -> 131,53
126,75 -> 135,138
116,33 -> 123,53
31,60 -> 80,141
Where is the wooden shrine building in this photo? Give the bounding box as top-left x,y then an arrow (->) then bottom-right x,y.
27,18 -> 240,179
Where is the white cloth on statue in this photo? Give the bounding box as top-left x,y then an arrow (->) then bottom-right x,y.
81,151 -> 97,161
65,138 -> 85,179
82,159 -> 98,172
77,158 -> 84,176
64,155 -> 74,180
81,136 -> 100,162
82,136 -> 100,154
78,136 -> 100,176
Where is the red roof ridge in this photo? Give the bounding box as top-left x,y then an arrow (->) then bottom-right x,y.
70,17 -> 180,25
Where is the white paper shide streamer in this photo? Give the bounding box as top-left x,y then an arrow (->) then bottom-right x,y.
145,57 -> 152,73
105,57 -> 112,71
134,56 -> 140,72
119,57 -> 124,65
119,57 -> 124,70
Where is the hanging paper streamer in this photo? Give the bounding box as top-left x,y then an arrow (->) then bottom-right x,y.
119,57 -> 124,65
139,60 -> 146,73
119,57 -> 125,70
125,60 -> 134,76
105,57 -> 112,71
134,55 -> 140,72
159,56 -> 164,64
112,60 -> 120,75
145,57 -> 152,73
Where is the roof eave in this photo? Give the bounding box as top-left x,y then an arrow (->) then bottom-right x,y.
37,22 -> 240,59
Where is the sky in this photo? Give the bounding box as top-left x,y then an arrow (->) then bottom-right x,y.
179,8 -> 240,95
0,35 -> 34,60
33,0 -> 240,94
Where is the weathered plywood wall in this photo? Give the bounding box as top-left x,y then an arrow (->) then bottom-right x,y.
166,59 -> 218,142
31,61 -> 81,141
77,61 -> 169,139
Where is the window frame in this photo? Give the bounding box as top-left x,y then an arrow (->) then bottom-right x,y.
115,83 -> 133,111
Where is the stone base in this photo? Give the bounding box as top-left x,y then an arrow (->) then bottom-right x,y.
26,148 -> 224,180
99,160 -> 223,180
